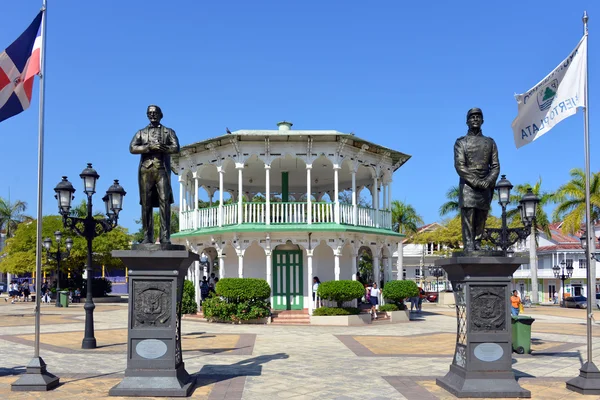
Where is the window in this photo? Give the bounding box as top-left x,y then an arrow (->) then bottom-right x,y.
579,258 -> 587,269
402,269 -> 407,280
415,268 -> 421,278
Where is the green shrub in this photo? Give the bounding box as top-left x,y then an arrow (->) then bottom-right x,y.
317,280 -> 364,307
181,279 -> 198,314
379,304 -> 399,312
202,295 -> 270,322
216,278 -> 271,302
382,280 -> 419,309
312,307 -> 360,316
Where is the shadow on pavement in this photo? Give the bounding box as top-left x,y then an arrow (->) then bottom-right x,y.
193,352 -> 289,384
0,366 -> 25,376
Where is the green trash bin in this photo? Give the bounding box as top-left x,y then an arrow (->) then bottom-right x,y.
511,315 -> 535,354
59,291 -> 69,308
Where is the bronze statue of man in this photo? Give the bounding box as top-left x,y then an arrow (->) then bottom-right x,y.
454,108 -> 500,252
130,105 -> 180,244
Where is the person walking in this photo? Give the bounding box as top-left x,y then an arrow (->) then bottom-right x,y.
369,283 -> 381,319
312,277 -> 321,308
511,290 -> 521,316
200,276 -> 210,307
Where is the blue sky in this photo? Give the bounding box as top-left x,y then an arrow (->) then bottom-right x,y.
0,0 -> 598,233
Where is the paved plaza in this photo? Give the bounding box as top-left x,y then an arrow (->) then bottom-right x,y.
1,299 -> 599,399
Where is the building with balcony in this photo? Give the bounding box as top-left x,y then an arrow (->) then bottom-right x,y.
171,122 -> 410,313
513,222 -> 600,302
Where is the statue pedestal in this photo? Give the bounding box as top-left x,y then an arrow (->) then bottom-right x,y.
109,246 -> 196,397
435,256 -> 531,398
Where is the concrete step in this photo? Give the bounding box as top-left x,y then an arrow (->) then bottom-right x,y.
270,318 -> 310,325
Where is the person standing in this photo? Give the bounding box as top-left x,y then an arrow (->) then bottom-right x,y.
130,105 -> 180,245
454,108 -> 500,252
369,283 -> 381,319
511,290 -> 522,316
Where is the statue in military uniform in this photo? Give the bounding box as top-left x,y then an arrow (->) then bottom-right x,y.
454,108 -> 500,252
130,105 -> 180,245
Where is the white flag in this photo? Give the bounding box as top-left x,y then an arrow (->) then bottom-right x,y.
512,35 -> 587,148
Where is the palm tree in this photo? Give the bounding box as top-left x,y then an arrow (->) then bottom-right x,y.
506,178 -> 554,238
391,200 -> 424,235
553,168 -> 600,234
439,186 -> 460,217
0,197 -> 30,237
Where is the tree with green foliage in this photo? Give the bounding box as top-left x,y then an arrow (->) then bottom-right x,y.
382,280 -> 419,309
391,200 -> 423,235
317,280 -> 364,308
414,214 -> 501,251
553,168 -> 600,234
439,185 -> 460,217
505,178 -> 554,237
132,209 -> 179,243
0,215 -> 131,275
0,197 -> 31,238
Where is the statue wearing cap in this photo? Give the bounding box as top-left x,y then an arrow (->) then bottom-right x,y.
454,108 -> 500,252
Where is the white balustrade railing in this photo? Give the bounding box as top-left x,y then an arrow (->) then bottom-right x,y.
244,202 -> 265,224
357,206 -> 375,227
180,202 -> 396,232
339,203 -> 353,225
222,204 -> 238,225
312,202 -> 333,223
271,202 -> 306,224
379,209 -> 392,230
180,210 -> 194,231
197,206 -> 218,229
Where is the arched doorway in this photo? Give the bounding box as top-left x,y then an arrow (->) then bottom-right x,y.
272,241 -> 304,310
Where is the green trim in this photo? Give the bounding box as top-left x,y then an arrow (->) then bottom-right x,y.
172,223 -> 405,238
282,172 -> 289,202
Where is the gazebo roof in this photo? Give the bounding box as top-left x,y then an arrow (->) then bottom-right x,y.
178,125 -> 411,171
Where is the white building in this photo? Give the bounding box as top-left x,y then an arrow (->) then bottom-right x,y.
514,222 -> 600,302
171,122 -> 410,314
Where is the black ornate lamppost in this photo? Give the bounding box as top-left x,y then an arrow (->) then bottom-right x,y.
482,175 -> 540,254
53,163 -> 126,349
428,265 -> 444,301
552,260 -> 574,307
43,231 -> 73,307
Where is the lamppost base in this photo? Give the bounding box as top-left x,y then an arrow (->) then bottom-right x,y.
82,338 -> 97,349
11,357 -> 60,392
566,362 -> 600,395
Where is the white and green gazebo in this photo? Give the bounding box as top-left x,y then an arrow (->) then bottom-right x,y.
171,121 -> 410,314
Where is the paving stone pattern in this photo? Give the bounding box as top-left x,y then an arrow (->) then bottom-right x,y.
0,299 -> 599,399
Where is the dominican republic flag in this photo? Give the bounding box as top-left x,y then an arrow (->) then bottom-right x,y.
0,11 -> 43,123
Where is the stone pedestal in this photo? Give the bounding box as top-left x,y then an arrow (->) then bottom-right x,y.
435,256 -> 531,398
109,246 -> 196,397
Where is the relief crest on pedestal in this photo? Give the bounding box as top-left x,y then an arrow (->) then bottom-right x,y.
470,286 -> 505,331
133,281 -> 171,327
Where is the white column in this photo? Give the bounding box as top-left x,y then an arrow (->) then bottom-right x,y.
530,224 -> 538,304
385,256 -> 392,284
194,260 -> 200,306
193,171 -> 199,230
178,175 -> 184,228
351,168 -> 357,226
238,251 -> 244,278
266,249 -> 272,288
218,167 -> 224,227
237,164 -> 243,224
218,254 -> 225,279
388,179 -> 393,211
373,255 -> 380,287
306,164 -> 312,224
374,175 -> 379,228
307,249 -> 314,314
383,183 -> 388,210
352,252 -> 358,280
333,165 -> 340,224
396,242 -> 403,280
265,165 -> 271,225
334,249 -> 341,280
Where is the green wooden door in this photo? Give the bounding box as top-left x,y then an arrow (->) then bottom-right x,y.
272,250 -> 303,310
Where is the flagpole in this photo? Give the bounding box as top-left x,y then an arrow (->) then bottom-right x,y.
11,0 -> 58,391
566,10 -> 600,395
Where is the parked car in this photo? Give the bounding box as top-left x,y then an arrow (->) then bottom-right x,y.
426,292 -> 438,302
595,293 -> 600,309
563,296 -> 588,308
0,282 -> 5,294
